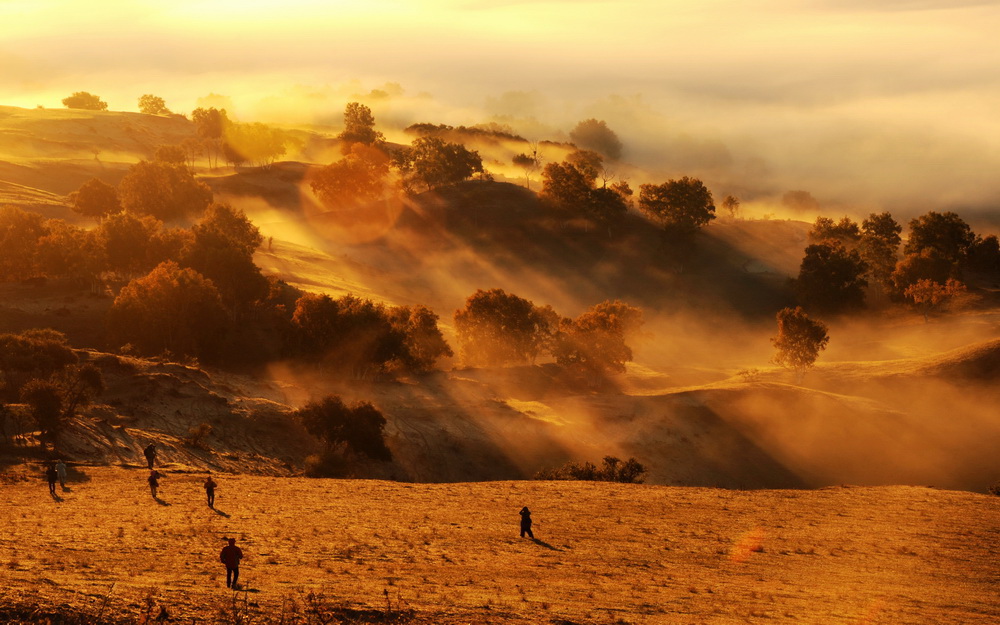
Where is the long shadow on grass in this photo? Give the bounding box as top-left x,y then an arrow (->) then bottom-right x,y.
530,538 -> 562,551
153,496 -> 171,506
212,507 -> 230,518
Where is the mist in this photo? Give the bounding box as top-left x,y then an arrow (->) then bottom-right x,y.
3,1 -> 999,217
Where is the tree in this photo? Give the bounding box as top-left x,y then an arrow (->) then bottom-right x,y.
138,94 -> 170,115
540,151 -> 631,224
70,178 -> 121,221
722,195 -> 741,219
569,118 -> 623,161
808,216 -> 860,246
107,261 -> 228,359
191,107 -> 230,169
21,379 -> 63,441
310,144 -> 392,208
861,212 -> 902,248
118,161 -> 213,221
454,289 -> 555,367
55,364 -> 103,423
638,177 -> 716,234
338,102 -> 385,150
904,278 -> 967,322
183,203 -> 267,310
771,306 -> 829,376
904,211 -> 975,264
154,145 -> 186,165
0,329 -> 77,402
35,219 -> 104,285
96,211 -> 165,278
0,206 -> 44,281
388,305 -> 454,373
891,248 -> 954,295
552,300 -> 643,376
62,92 -> 107,111
795,242 -> 868,313
968,235 -> 1000,276
395,136 -> 483,192
512,144 -> 541,190
296,395 -> 392,461
536,456 -> 647,483
222,122 -> 287,169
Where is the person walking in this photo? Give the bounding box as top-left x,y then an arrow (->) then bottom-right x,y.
519,506 -> 534,539
148,469 -> 162,498
143,443 -> 157,470
204,475 -> 217,508
55,459 -> 67,490
45,464 -> 59,496
220,538 -> 244,589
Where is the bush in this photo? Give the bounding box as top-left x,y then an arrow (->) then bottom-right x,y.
535,456 -> 647,483
184,422 -> 213,448
295,396 -> 392,462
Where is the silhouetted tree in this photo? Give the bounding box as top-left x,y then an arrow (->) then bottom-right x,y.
388,305 -> 454,373
222,122 -> 287,169
55,364 -> 103,423
861,212 -> 902,248
395,136 -> 483,192
35,220 -> 104,285
0,330 -> 77,402
62,92 -> 107,111
541,150 -> 630,224
536,456 -> 647,483
722,195 -> 741,219
70,178 -> 121,221
118,161 -> 213,221
891,248 -> 954,295
21,379 -> 63,441
512,144 -> 541,189
310,144 -> 392,208
191,107 -> 230,169
904,211 -> 975,264
138,94 -> 170,115
338,102 -> 385,151
0,206 -> 45,281
108,261 -> 227,359
552,300 -> 643,376
454,289 -> 555,367
153,145 -> 186,165
968,235 -> 1000,275
771,306 -> 829,376
296,395 -> 392,461
96,212 -> 164,278
904,278 -> 967,322
183,203 -> 267,311
638,177 -> 716,234
795,242 -> 868,313
569,118 -> 623,161
808,216 -> 860,246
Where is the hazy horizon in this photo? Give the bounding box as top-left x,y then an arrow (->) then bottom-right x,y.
3,0 -> 1000,215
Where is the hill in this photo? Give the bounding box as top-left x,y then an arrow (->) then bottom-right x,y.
2,469 -> 996,624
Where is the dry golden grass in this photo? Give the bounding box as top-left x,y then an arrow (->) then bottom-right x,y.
2,467 -> 997,624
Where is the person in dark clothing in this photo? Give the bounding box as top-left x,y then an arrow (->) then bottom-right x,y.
220,538 -> 244,588
143,444 -> 157,469
519,506 -> 534,538
46,464 -> 59,496
148,469 -> 162,498
204,475 -> 217,507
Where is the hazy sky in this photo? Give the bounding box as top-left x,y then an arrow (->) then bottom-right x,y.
3,0 -> 1000,214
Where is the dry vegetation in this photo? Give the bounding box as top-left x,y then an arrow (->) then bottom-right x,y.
2,467 -> 998,624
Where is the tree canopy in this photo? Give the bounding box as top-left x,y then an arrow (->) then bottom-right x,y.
338,102 -> 385,150
296,395 -> 392,461
138,94 -> 170,115
771,306 -> 829,373
395,136 -> 483,192
62,92 -> 107,111
117,161 -> 213,221
454,289 -> 555,367
795,242 -> 868,313
904,211 -> 975,264
569,118 -> 623,161
310,144 -> 392,208
638,177 -> 716,233
70,178 -> 121,221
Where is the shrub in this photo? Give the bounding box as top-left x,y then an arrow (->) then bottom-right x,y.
295,396 -> 392,462
535,456 -> 647,483
184,422 -> 213,448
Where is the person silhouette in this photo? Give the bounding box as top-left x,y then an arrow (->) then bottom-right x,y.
519,506 -> 534,538
204,475 -> 217,507
220,538 -> 244,588
143,444 -> 157,469
45,464 -> 59,496
148,469 -> 162,498
55,459 -> 67,490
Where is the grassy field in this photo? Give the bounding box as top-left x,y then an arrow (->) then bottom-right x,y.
1,466 -> 997,624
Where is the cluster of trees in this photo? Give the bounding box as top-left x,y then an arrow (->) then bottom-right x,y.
539,149 -> 633,225
454,289 -> 643,378
535,455 -> 647,483
310,103 -> 486,207
405,122 -> 526,142
0,330 -> 103,445
796,210 -> 999,318
295,395 -> 392,477
62,92 -> 108,111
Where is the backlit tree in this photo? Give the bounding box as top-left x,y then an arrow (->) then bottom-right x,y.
638,177 -> 716,234
70,178 -> 121,221
62,92 -> 107,111
138,94 -> 170,115
771,306 -> 829,377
